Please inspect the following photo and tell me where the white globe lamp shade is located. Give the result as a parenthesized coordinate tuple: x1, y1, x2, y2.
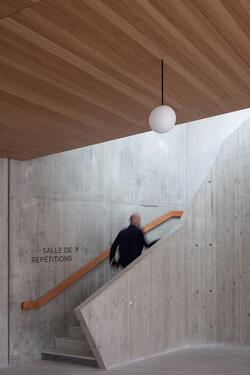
(149, 105, 176, 133)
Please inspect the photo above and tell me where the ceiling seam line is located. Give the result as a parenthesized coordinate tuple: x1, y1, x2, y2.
(0, 0, 44, 22)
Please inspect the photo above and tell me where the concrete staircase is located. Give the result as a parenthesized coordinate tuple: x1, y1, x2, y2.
(41, 325, 97, 367)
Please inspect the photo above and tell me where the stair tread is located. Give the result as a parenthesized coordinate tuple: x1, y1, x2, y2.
(67, 326, 84, 338)
(42, 347, 95, 360)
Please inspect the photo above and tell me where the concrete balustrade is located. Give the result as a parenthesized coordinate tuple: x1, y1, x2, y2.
(75, 118, 250, 369)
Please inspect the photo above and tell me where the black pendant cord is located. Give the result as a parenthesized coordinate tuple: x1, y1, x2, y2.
(161, 59, 164, 106)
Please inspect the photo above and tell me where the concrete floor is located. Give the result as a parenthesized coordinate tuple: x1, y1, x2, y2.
(1, 346, 250, 375)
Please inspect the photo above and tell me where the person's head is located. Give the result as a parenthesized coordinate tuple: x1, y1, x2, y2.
(129, 213, 141, 228)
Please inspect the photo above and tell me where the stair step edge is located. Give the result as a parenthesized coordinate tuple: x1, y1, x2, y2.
(41, 350, 98, 368)
(41, 348, 96, 360)
(56, 337, 87, 343)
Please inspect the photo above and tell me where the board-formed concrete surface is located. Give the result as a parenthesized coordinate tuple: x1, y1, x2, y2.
(0, 346, 250, 375)
(0, 109, 248, 365)
(7, 110, 250, 364)
(0, 159, 8, 367)
(76, 117, 250, 368)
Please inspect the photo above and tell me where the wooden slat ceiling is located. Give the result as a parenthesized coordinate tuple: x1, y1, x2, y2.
(0, 0, 249, 160)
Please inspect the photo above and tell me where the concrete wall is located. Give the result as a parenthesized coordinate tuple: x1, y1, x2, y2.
(76, 117, 250, 369)
(5, 108, 250, 364)
(0, 159, 8, 367)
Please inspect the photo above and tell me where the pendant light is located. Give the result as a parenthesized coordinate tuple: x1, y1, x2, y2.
(149, 60, 176, 133)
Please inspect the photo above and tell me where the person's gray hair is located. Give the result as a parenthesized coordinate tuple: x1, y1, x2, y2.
(129, 213, 139, 224)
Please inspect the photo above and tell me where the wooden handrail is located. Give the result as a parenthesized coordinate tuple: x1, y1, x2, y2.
(21, 210, 183, 310)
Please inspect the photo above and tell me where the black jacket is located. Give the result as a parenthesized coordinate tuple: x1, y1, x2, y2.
(109, 225, 158, 268)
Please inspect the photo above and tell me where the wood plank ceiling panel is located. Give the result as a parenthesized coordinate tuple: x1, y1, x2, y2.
(0, 0, 40, 19)
(0, 0, 249, 159)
